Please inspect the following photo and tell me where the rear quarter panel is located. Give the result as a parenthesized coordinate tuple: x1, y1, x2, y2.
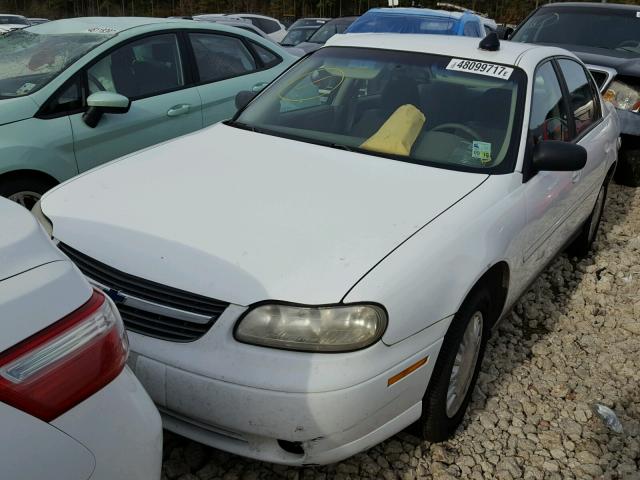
(0, 402, 95, 480)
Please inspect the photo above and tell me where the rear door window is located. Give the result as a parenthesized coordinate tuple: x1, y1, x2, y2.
(250, 41, 281, 68)
(189, 33, 257, 83)
(557, 58, 600, 138)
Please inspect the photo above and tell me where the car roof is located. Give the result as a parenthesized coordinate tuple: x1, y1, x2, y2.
(541, 2, 640, 11)
(26, 16, 191, 34)
(327, 33, 566, 67)
(362, 7, 476, 20)
(290, 25, 323, 30)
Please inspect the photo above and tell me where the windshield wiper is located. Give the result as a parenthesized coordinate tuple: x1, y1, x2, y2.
(328, 143, 355, 152)
(226, 120, 261, 132)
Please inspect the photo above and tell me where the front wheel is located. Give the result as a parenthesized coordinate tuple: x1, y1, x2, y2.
(417, 287, 492, 442)
(0, 177, 56, 210)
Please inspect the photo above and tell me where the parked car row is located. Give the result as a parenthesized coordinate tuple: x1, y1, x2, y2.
(0, 2, 629, 474)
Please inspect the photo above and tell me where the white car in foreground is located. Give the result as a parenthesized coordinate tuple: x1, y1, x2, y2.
(40, 34, 619, 465)
(1, 198, 162, 478)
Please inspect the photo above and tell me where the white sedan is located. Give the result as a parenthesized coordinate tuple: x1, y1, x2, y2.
(1, 198, 162, 479)
(39, 34, 619, 465)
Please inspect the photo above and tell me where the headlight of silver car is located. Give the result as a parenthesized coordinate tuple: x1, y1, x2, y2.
(604, 80, 640, 112)
(235, 303, 387, 352)
(31, 200, 53, 237)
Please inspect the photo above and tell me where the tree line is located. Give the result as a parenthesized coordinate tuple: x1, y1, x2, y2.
(2, 0, 638, 27)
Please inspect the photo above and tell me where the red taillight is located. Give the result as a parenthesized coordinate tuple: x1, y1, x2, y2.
(0, 290, 129, 422)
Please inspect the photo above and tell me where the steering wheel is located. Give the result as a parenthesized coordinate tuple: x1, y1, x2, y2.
(431, 123, 483, 142)
(88, 73, 106, 92)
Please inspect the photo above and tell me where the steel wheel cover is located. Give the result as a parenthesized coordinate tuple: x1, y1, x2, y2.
(8, 191, 42, 211)
(446, 311, 483, 418)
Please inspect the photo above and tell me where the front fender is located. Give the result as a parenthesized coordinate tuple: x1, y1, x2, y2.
(344, 174, 526, 345)
(0, 117, 77, 182)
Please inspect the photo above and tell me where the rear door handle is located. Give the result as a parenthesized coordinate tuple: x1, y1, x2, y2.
(572, 170, 581, 183)
(167, 104, 191, 117)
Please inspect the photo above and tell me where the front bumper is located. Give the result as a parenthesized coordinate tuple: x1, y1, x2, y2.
(127, 307, 449, 465)
(617, 109, 640, 137)
(52, 367, 163, 480)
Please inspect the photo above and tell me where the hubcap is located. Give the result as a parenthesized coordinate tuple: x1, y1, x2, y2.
(8, 191, 41, 210)
(588, 187, 605, 242)
(446, 311, 483, 418)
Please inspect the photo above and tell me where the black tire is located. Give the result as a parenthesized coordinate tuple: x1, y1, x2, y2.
(0, 176, 56, 210)
(567, 180, 608, 259)
(614, 148, 640, 187)
(418, 286, 492, 442)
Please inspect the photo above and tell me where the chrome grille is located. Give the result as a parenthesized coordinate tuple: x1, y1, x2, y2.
(58, 243, 228, 342)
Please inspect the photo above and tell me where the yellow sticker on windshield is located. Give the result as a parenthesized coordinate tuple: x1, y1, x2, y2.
(472, 141, 492, 164)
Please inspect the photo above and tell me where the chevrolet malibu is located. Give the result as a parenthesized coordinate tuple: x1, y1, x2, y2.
(0, 16, 295, 208)
(1, 198, 162, 479)
(40, 34, 619, 465)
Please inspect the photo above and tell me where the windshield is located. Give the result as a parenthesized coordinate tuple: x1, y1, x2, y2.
(281, 27, 316, 46)
(347, 13, 458, 34)
(0, 15, 29, 25)
(290, 19, 326, 29)
(234, 47, 525, 173)
(0, 30, 113, 98)
(512, 7, 640, 55)
(308, 20, 353, 44)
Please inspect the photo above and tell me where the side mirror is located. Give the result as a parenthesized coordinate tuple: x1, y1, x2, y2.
(496, 26, 514, 40)
(235, 90, 256, 110)
(83, 92, 131, 128)
(532, 141, 587, 172)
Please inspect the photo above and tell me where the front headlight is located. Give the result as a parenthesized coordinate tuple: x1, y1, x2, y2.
(235, 303, 387, 352)
(31, 200, 53, 237)
(604, 80, 640, 112)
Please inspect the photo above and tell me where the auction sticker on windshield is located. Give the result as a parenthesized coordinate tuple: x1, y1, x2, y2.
(446, 59, 513, 80)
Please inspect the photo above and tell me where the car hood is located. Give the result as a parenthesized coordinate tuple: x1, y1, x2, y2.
(42, 123, 487, 306)
(0, 96, 39, 126)
(0, 199, 64, 282)
(282, 45, 307, 57)
(537, 43, 640, 77)
(292, 41, 323, 53)
(0, 24, 26, 32)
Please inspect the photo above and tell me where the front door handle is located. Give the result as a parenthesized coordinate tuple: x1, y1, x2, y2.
(251, 82, 268, 93)
(167, 104, 191, 117)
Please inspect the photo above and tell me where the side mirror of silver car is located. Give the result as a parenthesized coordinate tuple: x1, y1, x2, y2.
(532, 140, 587, 172)
(83, 92, 131, 128)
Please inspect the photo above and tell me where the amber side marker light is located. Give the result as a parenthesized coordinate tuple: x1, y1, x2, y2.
(387, 357, 429, 386)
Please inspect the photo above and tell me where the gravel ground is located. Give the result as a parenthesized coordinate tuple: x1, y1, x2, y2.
(162, 183, 640, 480)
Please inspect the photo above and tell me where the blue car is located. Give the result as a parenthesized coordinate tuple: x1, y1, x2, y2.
(346, 8, 485, 37)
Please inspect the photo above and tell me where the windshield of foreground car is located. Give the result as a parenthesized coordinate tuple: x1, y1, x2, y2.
(0, 30, 114, 98)
(0, 15, 29, 25)
(512, 7, 640, 56)
(233, 47, 525, 173)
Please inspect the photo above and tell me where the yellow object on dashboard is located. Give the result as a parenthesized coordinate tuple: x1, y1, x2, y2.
(360, 104, 426, 156)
